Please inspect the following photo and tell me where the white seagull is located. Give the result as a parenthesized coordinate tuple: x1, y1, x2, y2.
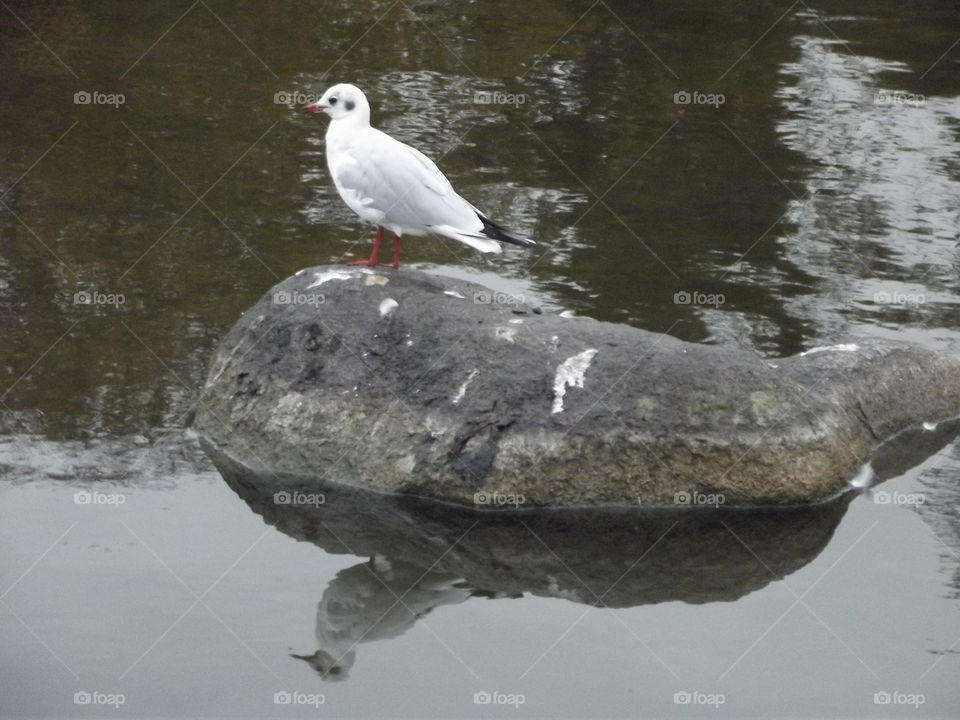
(305, 83, 537, 268)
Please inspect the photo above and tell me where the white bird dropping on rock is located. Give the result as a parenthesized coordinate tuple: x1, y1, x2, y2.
(451, 369, 479, 405)
(379, 298, 399, 317)
(552, 349, 598, 414)
(848, 463, 874, 489)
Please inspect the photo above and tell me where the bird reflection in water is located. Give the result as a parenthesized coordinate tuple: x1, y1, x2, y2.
(291, 555, 513, 680)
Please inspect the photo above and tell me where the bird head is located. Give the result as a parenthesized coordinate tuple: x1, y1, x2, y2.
(304, 84, 370, 124)
(290, 649, 354, 681)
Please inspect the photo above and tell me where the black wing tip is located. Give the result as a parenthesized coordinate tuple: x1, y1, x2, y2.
(477, 213, 538, 248)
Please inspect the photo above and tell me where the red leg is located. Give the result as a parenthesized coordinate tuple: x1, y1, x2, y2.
(391, 235, 401, 269)
(348, 226, 383, 266)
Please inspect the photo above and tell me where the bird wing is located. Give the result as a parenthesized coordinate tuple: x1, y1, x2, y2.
(335, 128, 486, 237)
(327, 147, 386, 224)
(397, 142, 456, 196)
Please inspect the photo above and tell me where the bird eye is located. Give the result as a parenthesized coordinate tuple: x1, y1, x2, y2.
(345, 100, 355, 111)
(329, 97, 339, 105)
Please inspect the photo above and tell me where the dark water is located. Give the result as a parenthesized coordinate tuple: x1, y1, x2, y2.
(2, 1, 959, 717)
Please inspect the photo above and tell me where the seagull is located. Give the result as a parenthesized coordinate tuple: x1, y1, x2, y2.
(304, 83, 537, 268)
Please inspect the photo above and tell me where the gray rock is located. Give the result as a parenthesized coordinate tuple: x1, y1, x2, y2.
(195, 266, 960, 506)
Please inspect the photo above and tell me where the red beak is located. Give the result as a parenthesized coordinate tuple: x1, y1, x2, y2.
(303, 102, 326, 114)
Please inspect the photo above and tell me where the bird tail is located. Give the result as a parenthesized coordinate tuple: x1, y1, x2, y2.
(477, 213, 537, 248)
(431, 225, 503, 254)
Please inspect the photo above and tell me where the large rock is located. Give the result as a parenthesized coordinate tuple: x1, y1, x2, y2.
(195, 266, 960, 506)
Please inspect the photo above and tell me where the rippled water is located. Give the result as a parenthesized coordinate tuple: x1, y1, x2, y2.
(2, 1, 959, 717)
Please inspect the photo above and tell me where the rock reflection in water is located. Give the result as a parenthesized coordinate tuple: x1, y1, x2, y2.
(200, 417, 960, 679)
(206, 443, 861, 678)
